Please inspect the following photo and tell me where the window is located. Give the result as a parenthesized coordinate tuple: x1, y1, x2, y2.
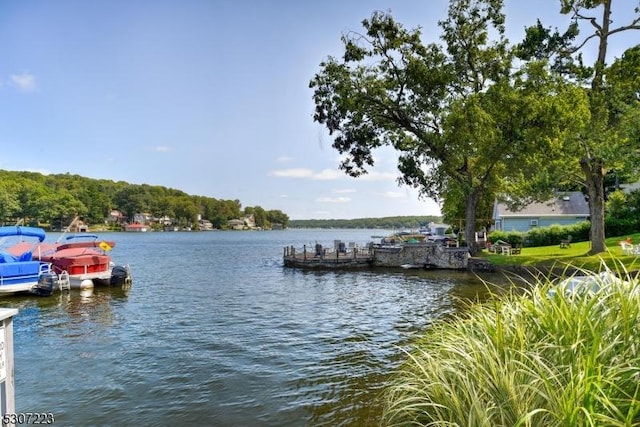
(530, 219, 538, 227)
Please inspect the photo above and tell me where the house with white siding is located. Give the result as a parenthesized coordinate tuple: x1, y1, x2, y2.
(493, 191, 590, 232)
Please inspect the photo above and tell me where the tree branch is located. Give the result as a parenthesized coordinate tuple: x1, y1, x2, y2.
(608, 22, 640, 36)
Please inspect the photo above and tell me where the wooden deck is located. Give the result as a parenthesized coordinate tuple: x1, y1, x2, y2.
(283, 245, 373, 268)
(283, 241, 470, 270)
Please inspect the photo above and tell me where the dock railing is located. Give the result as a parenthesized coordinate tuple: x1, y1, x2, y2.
(283, 242, 373, 262)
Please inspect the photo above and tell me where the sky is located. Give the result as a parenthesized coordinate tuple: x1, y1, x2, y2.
(0, 1, 638, 220)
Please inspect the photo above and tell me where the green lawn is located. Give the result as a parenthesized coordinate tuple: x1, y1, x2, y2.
(477, 233, 640, 272)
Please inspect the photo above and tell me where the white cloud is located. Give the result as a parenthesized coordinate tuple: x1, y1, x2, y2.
(313, 169, 342, 180)
(333, 188, 356, 194)
(269, 167, 396, 182)
(269, 168, 314, 178)
(154, 146, 171, 152)
(315, 196, 351, 203)
(269, 168, 343, 180)
(10, 72, 36, 92)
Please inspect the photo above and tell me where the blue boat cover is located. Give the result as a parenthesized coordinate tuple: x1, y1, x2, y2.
(0, 251, 32, 263)
(0, 226, 46, 242)
(65, 234, 98, 241)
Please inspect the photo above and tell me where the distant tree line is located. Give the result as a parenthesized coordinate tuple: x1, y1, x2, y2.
(0, 170, 289, 230)
(288, 215, 441, 230)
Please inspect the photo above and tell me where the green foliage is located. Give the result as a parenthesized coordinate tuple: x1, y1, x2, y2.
(310, 1, 596, 255)
(384, 267, 640, 425)
(605, 217, 639, 238)
(486, 230, 524, 247)
(489, 221, 590, 247)
(0, 169, 289, 229)
(515, 1, 640, 254)
(604, 190, 640, 237)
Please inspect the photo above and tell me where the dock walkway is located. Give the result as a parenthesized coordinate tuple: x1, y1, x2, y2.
(283, 241, 469, 270)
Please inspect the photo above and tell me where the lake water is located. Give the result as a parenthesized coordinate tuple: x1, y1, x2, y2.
(0, 229, 510, 426)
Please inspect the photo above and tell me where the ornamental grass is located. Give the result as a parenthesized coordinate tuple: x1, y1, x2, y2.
(383, 265, 640, 426)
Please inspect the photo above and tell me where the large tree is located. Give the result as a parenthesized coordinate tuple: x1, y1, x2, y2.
(310, 0, 587, 254)
(517, 0, 640, 253)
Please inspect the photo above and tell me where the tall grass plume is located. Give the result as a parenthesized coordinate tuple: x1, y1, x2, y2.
(383, 264, 640, 426)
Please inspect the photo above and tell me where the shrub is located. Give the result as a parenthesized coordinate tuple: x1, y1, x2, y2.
(383, 266, 640, 426)
(605, 217, 640, 239)
(487, 230, 524, 247)
(489, 222, 590, 248)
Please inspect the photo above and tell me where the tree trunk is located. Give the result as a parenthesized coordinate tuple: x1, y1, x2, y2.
(581, 1, 609, 255)
(581, 157, 606, 254)
(464, 190, 480, 256)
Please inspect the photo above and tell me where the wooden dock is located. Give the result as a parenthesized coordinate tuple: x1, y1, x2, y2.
(283, 244, 374, 268)
(283, 241, 469, 270)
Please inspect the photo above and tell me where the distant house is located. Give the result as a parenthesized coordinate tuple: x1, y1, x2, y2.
(425, 222, 450, 237)
(227, 219, 245, 230)
(227, 214, 259, 230)
(242, 214, 256, 229)
(133, 213, 152, 224)
(124, 223, 150, 232)
(106, 210, 125, 225)
(619, 181, 640, 193)
(157, 215, 173, 226)
(493, 191, 590, 232)
(70, 219, 88, 233)
(198, 219, 214, 231)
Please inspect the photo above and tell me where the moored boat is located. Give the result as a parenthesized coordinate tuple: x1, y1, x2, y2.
(0, 225, 69, 296)
(9, 233, 132, 289)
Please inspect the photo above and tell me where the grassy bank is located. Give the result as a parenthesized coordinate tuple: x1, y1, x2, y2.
(383, 270, 640, 426)
(477, 234, 640, 272)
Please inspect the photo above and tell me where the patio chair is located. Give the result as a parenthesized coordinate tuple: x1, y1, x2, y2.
(621, 241, 634, 255)
(560, 235, 572, 249)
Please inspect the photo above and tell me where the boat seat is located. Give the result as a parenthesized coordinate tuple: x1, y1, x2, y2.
(0, 261, 41, 277)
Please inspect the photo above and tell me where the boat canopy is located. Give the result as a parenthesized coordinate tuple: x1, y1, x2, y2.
(0, 226, 46, 242)
(65, 234, 98, 241)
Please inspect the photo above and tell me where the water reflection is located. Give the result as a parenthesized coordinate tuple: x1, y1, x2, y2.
(0, 231, 529, 426)
(298, 269, 521, 426)
(5, 286, 131, 340)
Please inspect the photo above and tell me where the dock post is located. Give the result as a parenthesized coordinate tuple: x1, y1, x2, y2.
(0, 308, 18, 423)
(303, 245, 307, 260)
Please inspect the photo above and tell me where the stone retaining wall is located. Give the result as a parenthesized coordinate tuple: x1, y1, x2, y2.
(373, 243, 468, 269)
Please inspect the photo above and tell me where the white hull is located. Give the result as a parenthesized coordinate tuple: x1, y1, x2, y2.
(67, 272, 112, 289)
(0, 282, 39, 295)
(65, 265, 132, 289)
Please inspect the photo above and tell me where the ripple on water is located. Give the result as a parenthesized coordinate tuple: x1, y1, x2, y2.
(1, 230, 505, 426)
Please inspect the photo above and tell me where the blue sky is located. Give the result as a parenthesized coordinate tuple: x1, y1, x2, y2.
(0, 1, 638, 220)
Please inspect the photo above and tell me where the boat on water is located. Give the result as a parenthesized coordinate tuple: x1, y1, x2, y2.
(9, 232, 132, 290)
(0, 225, 69, 296)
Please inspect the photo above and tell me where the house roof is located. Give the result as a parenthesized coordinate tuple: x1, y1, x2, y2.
(495, 191, 590, 217)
